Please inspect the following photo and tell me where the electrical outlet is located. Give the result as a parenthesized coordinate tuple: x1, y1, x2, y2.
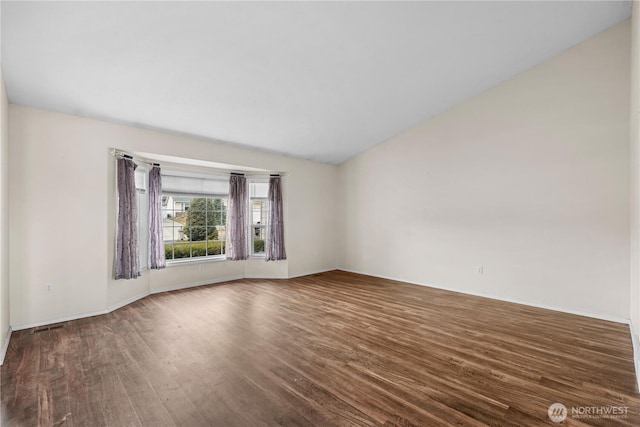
(45, 283, 53, 293)
(477, 266, 484, 275)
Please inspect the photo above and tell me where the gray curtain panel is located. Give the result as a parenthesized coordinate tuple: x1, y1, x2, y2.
(226, 174, 249, 260)
(115, 158, 141, 280)
(149, 166, 166, 269)
(266, 176, 287, 261)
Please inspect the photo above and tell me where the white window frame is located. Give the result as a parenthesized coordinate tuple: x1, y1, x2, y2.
(153, 172, 275, 264)
(160, 169, 231, 264)
(249, 180, 269, 257)
(250, 198, 268, 257)
(162, 192, 228, 264)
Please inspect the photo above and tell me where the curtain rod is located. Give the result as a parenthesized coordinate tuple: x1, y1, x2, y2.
(110, 149, 289, 177)
(111, 149, 156, 166)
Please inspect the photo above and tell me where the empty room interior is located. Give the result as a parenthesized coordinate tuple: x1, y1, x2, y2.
(2, 1, 640, 426)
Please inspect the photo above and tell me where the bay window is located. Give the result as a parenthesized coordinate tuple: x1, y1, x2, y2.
(158, 172, 274, 263)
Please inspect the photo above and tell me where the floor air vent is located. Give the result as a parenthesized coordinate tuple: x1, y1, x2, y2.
(30, 324, 65, 334)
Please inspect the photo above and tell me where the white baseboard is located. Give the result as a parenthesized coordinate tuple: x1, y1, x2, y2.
(0, 326, 12, 365)
(108, 276, 245, 311)
(287, 267, 337, 279)
(12, 308, 110, 332)
(338, 268, 629, 324)
(628, 320, 640, 393)
(244, 273, 288, 279)
(11, 276, 245, 332)
(108, 291, 150, 312)
(151, 275, 244, 294)
(6, 264, 340, 336)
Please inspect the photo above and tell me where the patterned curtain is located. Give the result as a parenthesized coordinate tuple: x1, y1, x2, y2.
(226, 174, 248, 260)
(114, 158, 141, 279)
(149, 165, 166, 269)
(266, 175, 286, 261)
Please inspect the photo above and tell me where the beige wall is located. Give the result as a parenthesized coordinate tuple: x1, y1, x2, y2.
(338, 21, 631, 320)
(630, 3, 640, 340)
(0, 70, 9, 348)
(9, 106, 338, 327)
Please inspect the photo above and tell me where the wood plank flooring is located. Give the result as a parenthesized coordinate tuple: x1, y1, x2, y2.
(1, 270, 639, 426)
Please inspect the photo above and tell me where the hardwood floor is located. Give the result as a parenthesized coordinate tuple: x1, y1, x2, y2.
(1, 270, 639, 426)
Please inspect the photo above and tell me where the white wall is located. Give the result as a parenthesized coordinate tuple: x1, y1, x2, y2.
(9, 106, 337, 327)
(338, 21, 631, 321)
(630, 2, 640, 340)
(0, 69, 10, 350)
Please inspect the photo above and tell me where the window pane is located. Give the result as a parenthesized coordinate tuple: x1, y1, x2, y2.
(189, 198, 207, 212)
(162, 193, 228, 261)
(210, 211, 220, 226)
(253, 238, 265, 254)
(217, 226, 226, 242)
(207, 240, 224, 256)
(206, 226, 219, 241)
(191, 242, 206, 257)
(253, 225, 266, 240)
(213, 199, 226, 225)
(253, 226, 266, 254)
(164, 244, 174, 260)
(252, 200, 267, 225)
(187, 226, 207, 242)
(173, 242, 190, 259)
(250, 197, 267, 256)
(163, 218, 181, 242)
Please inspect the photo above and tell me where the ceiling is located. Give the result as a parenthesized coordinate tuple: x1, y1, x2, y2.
(0, 1, 632, 165)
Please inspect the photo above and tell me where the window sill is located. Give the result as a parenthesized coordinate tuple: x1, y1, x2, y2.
(164, 254, 266, 267)
(166, 256, 227, 267)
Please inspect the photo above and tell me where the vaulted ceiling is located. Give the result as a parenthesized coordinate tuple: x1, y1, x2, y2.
(1, 1, 632, 164)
